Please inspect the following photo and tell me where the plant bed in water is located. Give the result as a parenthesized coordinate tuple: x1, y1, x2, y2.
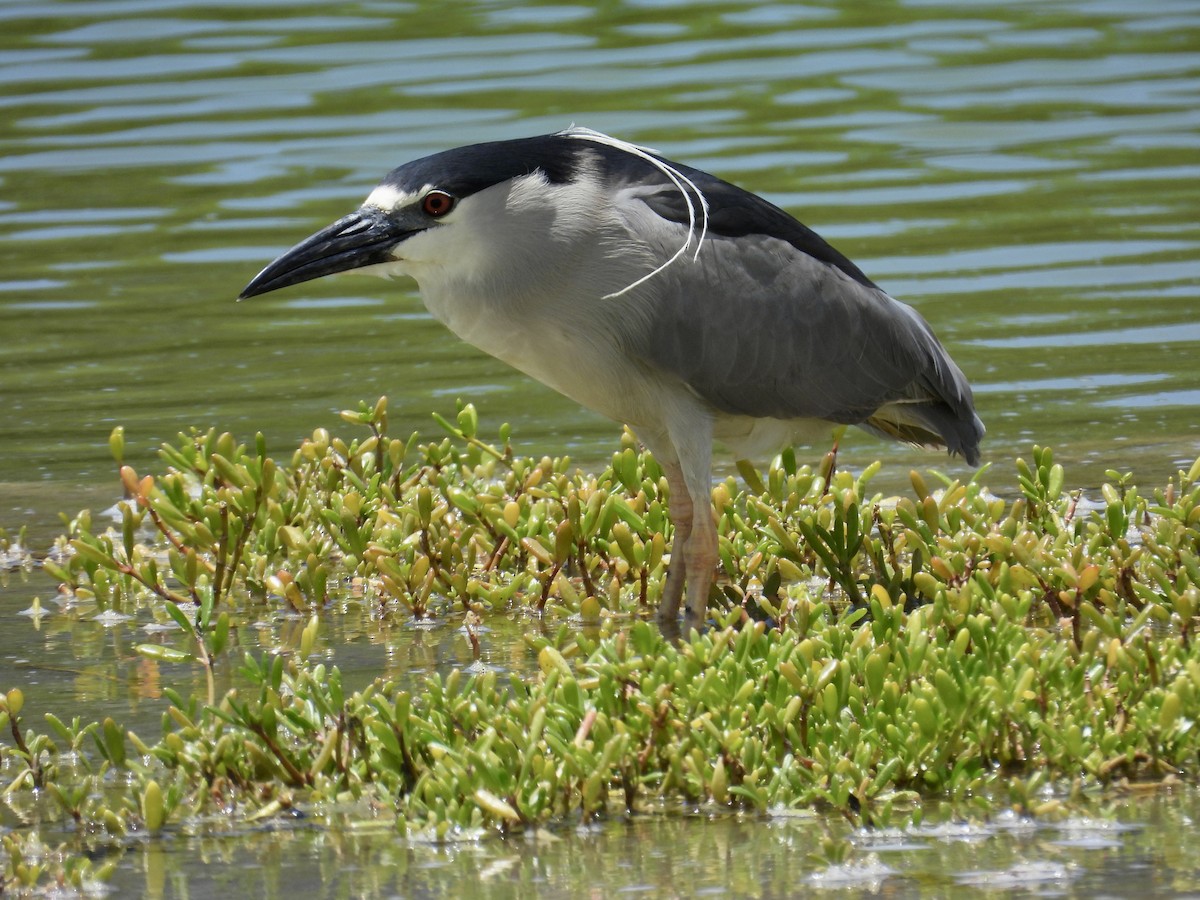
(2, 399, 1198, 892)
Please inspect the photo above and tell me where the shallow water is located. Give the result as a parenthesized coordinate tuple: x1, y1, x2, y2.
(85, 792, 1200, 898)
(2, 0, 1200, 895)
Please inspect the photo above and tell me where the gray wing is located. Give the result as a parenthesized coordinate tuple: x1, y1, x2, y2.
(623, 185, 984, 464)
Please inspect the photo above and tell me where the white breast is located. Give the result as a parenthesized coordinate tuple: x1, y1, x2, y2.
(387, 174, 679, 429)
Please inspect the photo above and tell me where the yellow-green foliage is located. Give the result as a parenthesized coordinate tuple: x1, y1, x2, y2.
(3, 399, 1200, 889)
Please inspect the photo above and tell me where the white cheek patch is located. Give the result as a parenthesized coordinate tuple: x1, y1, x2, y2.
(364, 183, 420, 212)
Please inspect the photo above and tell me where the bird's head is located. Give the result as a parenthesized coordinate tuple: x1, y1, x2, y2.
(238, 130, 639, 301)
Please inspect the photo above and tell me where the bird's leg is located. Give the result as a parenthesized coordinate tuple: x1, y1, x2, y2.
(649, 415, 716, 631)
(657, 461, 693, 623)
(682, 500, 717, 629)
(671, 433, 716, 631)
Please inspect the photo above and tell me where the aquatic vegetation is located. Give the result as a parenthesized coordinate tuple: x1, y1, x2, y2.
(3, 399, 1200, 890)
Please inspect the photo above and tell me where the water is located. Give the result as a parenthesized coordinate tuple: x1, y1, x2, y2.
(3, 0, 1199, 536)
(88, 796, 1200, 898)
(2, 0, 1199, 895)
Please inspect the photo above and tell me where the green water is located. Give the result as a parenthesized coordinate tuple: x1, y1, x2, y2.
(2, 0, 1200, 895)
(89, 793, 1200, 897)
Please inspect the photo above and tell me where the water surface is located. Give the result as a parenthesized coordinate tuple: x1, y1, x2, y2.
(2, 0, 1199, 895)
(2, 0, 1198, 538)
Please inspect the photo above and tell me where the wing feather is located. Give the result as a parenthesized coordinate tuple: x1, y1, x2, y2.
(584, 140, 984, 464)
(622, 211, 983, 464)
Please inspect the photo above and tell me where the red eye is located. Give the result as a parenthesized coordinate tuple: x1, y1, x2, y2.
(421, 190, 455, 217)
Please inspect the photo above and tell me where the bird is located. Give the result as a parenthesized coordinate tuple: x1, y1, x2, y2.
(240, 126, 984, 629)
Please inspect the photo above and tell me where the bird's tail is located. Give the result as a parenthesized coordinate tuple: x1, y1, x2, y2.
(865, 401, 984, 466)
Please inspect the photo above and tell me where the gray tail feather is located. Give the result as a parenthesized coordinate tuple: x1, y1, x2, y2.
(864, 402, 984, 466)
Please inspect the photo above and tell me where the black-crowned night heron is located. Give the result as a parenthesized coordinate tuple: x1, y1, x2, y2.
(241, 127, 983, 628)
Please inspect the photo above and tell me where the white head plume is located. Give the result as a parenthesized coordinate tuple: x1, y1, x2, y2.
(559, 126, 710, 298)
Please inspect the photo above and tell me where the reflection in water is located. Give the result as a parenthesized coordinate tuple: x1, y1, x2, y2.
(85, 790, 1200, 898)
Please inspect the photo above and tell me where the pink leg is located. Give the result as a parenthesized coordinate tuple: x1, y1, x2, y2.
(657, 460, 693, 623)
(655, 445, 716, 629)
(643, 412, 717, 630)
(683, 501, 717, 627)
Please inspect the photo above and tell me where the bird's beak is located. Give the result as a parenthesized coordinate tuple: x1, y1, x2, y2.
(239, 206, 416, 299)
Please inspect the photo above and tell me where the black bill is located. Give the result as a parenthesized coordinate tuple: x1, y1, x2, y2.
(239, 207, 416, 299)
